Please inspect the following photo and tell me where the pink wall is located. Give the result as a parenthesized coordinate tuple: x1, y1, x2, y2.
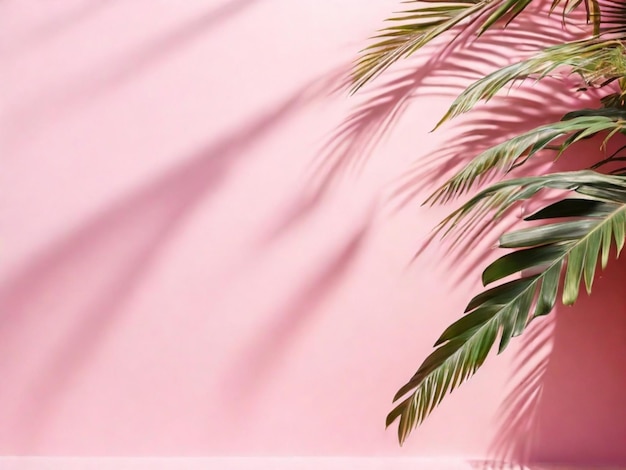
(1, 0, 626, 466)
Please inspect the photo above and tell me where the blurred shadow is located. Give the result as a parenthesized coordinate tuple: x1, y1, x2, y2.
(266, 4, 588, 241)
(227, 217, 371, 404)
(522, 255, 626, 467)
(471, 131, 626, 468)
(315, 3, 587, 188)
(6, 0, 262, 140)
(0, 79, 330, 449)
(394, 78, 605, 289)
(391, 80, 601, 211)
(482, 320, 556, 469)
(327, 1, 626, 465)
(13, 0, 119, 51)
(482, 255, 626, 469)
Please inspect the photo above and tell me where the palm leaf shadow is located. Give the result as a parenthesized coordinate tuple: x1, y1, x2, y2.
(225, 218, 371, 410)
(11, 0, 120, 52)
(266, 4, 589, 241)
(392, 76, 611, 288)
(348, 0, 626, 459)
(0, 74, 338, 449)
(478, 252, 626, 468)
(6, 0, 263, 144)
(314, 1, 588, 184)
(482, 321, 555, 468)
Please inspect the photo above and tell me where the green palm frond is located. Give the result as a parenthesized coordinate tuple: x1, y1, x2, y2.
(427, 109, 626, 205)
(352, 0, 599, 93)
(436, 39, 626, 126)
(352, 0, 492, 93)
(437, 169, 626, 235)
(433, 0, 626, 124)
(357, 0, 626, 447)
(388, 171, 626, 444)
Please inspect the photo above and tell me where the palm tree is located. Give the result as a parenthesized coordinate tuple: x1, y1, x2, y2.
(353, 0, 626, 444)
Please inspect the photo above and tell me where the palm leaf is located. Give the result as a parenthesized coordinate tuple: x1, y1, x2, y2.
(437, 169, 626, 236)
(351, 0, 586, 93)
(434, 0, 626, 123)
(436, 39, 626, 126)
(351, 0, 616, 93)
(352, 0, 492, 93)
(388, 173, 626, 444)
(427, 109, 626, 206)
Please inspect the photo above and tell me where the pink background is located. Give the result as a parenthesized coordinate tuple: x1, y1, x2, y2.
(1, 0, 626, 466)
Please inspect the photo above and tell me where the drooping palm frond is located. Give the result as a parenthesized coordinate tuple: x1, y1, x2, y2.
(436, 169, 626, 235)
(356, 0, 626, 448)
(352, 0, 493, 93)
(427, 108, 626, 205)
(352, 0, 601, 93)
(436, 39, 626, 126)
(433, 0, 626, 123)
(387, 171, 626, 444)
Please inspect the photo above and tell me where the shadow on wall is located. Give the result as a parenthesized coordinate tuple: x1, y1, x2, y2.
(414, 86, 626, 468)
(522, 256, 626, 467)
(315, 0, 626, 465)
(12, 0, 120, 50)
(0, 73, 342, 450)
(14, 0, 259, 52)
(6, 0, 263, 144)
(391, 78, 601, 210)
(2, 0, 625, 460)
(227, 217, 371, 407)
(482, 141, 626, 468)
(310, 4, 588, 198)
(479, 254, 626, 469)
(270, 1, 590, 240)
(397, 77, 610, 289)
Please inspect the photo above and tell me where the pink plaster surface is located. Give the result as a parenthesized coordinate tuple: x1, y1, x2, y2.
(1, 0, 625, 466)
(0, 457, 619, 470)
